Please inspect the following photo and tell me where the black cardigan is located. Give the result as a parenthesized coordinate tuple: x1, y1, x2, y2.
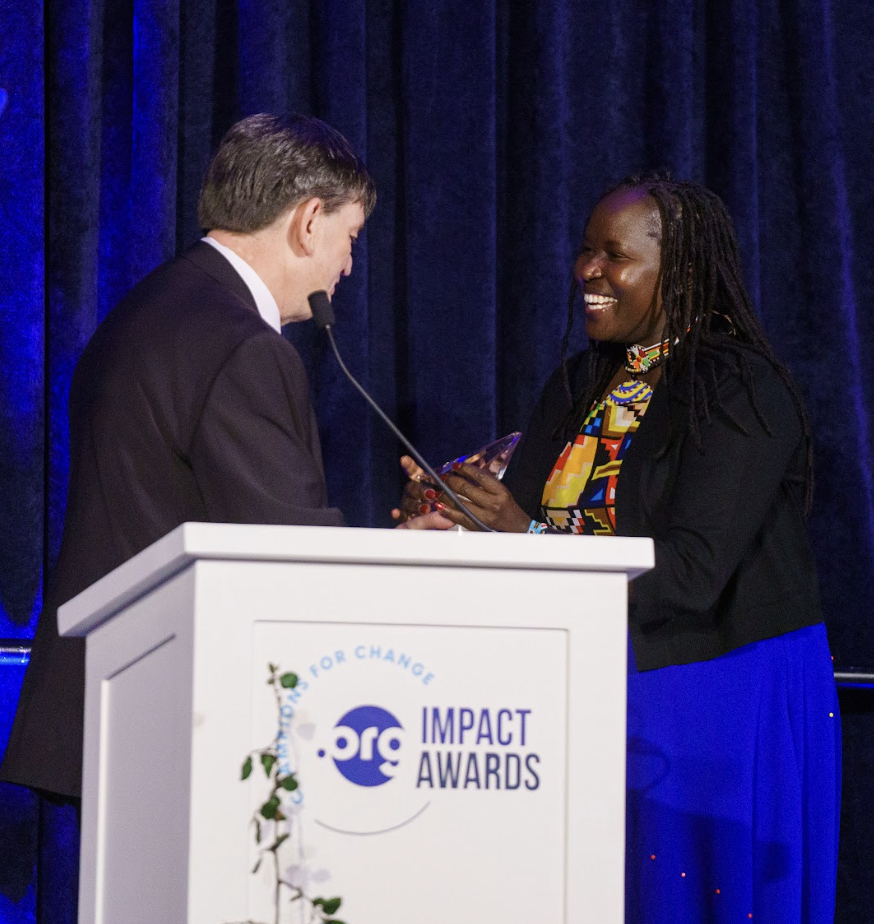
(503, 346, 823, 671)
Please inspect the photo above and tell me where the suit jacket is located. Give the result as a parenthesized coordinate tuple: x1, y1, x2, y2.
(1, 242, 344, 797)
(503, 343, 822, 671)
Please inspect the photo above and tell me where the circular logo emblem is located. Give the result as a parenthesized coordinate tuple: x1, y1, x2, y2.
(318, 705, 404, 787)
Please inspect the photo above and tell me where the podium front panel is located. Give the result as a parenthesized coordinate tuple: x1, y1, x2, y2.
(248, 621, 567, 922)
(186, 560, 627, 924)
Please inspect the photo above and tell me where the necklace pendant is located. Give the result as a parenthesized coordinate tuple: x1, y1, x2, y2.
(625, 340, 667, 375)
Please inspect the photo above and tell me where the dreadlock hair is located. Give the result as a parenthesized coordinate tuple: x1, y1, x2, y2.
(557, 172, 814, 514)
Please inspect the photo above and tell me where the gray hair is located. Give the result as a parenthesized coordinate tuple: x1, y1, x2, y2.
(198, 113, 376, 233)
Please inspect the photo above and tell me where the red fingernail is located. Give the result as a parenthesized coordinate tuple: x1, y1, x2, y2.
(424, 489, 437, 500)
(434, 502, 446, 511)
(418, 504, 430, 515)
(452, 462, 462, 471)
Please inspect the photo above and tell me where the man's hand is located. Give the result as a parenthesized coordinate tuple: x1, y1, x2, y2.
(391, 455, 435, 523)
(395, 510, 456, 530)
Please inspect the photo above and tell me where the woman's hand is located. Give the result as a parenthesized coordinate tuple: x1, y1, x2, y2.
(391, 457, 530, 532)
(433, 463, 531, 532)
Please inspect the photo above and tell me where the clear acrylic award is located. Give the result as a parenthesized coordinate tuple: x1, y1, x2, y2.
(420, 431, 522, 513)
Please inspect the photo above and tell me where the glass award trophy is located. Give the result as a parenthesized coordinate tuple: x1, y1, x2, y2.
(438, 431, 522, 479)
(421, 431, 522, 513)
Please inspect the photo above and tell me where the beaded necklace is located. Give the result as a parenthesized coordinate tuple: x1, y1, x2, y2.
(624, 339, 669, 375)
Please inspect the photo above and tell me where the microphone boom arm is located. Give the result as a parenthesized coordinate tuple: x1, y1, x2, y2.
(321, 325, 497, 533)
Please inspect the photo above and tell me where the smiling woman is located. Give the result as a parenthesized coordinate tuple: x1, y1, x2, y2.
(574, 188, 665, 348)
(396, 174, 841, 924)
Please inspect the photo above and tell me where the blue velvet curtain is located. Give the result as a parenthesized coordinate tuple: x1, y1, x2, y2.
(1, 0, 873, 921)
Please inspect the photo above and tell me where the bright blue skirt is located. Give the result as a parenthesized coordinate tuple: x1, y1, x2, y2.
(625, 624, 841, 924)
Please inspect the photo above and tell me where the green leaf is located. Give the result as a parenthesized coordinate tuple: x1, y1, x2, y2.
(261, 753, 277, 776)
(268, 662, 278, 673)
(279, 774, 298, 791)
(269, 833, 290, 852)
(260, 795, 281, 819)
(279, 672, 299, 689)
(312, 899, 325, 908)
(320, 898, 342, 915)
(324, 919, 346, 924)
(241, 756, 253, 780)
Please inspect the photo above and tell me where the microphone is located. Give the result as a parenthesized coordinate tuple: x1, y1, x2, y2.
(308, 290, 496, 532)
(309, 291, 335, 329)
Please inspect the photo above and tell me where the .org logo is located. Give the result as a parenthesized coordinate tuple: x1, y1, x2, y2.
(318, 705, 404, 787)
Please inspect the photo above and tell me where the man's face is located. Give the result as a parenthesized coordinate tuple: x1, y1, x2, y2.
(315, 200, 366, 298)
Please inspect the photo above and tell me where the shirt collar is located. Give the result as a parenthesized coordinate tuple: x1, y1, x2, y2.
(202, 236, 282, 333)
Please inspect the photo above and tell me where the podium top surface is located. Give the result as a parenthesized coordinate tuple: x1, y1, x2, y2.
(58, 522, 654, 637)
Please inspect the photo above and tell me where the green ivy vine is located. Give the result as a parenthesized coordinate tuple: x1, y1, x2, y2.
(226, 663, 347, 924)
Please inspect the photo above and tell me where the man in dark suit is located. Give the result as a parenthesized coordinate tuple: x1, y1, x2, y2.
(1, 113, 375, 800)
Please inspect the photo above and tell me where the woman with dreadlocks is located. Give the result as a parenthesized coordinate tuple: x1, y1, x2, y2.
(395, 175, 840, 922)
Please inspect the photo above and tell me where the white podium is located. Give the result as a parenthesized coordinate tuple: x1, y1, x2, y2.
(59, 523, 653, 924)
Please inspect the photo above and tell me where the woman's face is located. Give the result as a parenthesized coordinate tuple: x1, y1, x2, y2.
(574, 188, 666, 346)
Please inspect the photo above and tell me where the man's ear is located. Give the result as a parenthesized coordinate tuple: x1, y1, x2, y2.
(287, 197, 322, 257)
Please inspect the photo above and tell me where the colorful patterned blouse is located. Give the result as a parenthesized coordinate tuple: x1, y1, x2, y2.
(531, 379, 653, 535)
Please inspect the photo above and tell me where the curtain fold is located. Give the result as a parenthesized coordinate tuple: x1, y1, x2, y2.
(0, 0, 45, 634)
